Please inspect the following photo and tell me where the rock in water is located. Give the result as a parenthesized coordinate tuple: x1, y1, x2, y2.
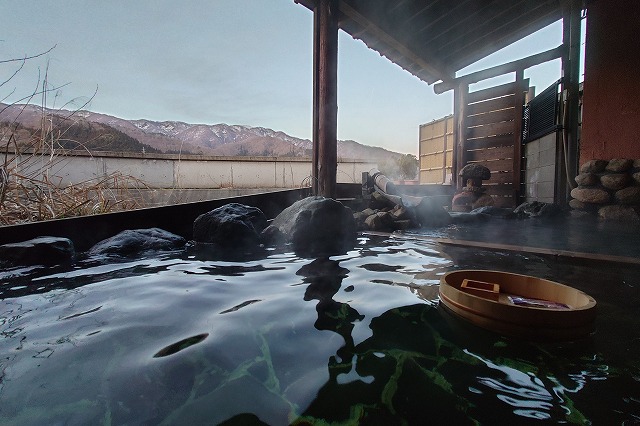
(513, 201, 562, 218)
(193, 203, 267, 249)
(598, 205, 640, 222)
(89, 228, 186, 257)
(413, 197, 452, 227)
(262, 196, 356, 256)
(0, 236, 75, 267)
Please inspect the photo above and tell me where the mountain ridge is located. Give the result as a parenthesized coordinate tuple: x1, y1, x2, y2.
(1, 103, 403, 160)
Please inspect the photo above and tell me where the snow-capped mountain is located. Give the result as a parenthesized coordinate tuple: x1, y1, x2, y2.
(1, 103, 402, 160)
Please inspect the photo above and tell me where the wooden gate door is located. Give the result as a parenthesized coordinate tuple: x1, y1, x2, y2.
(456, 78, 529, 207)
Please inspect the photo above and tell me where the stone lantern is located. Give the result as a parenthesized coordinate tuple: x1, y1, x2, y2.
(451, 163, 495, 212)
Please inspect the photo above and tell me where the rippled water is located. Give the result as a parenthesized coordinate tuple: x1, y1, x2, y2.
(1, 233, 639, 425)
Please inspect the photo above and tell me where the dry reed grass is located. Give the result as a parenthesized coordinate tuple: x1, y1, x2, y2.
(1, 53, 150, 226)
(0, 125, 150, 226)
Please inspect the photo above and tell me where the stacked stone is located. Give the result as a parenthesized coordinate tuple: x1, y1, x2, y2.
(570, 159, 640, 221)
(353, 192, 418, 232)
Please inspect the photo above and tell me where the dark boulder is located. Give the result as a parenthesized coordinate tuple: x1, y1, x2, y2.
(88, 228, 186, 257)
(193, 203, 267, 249)
(0, 236, 75, 267)
(413, 197, 452, 227)
(262, 196, 356, 256)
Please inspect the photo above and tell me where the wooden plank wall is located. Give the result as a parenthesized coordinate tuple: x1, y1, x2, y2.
(463, 79, 528, 207)
(419, 115, 454, 184)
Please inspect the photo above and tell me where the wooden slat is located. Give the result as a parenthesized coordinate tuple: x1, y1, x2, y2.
(467, 81, 518, 104)
(491, 196, 515, 208)
(512, 75, 527, 200)
(466, 120, 515, 139)
(486, 171, 514, 185)
(464, 134, 515, 150)
(420, 169, 445, 184)
(466, 108, 515, 127)
(469, 158, 514, 172)
(466, 146, 514, 162)
(484, 185, 515, 196)
(434, 45, 563, 93)
(466, 95, 515, 116)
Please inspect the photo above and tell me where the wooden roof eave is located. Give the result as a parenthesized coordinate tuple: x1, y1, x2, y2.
(294, 0, 455, 85)
(337, 1, 455, 85)
(294, 0, 563, 86)
(443, 7, 563, 72)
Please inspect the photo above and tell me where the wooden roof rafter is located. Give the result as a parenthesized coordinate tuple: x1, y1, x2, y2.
(294, 0, 564, 84)
(337, 1, 456, 84)
(437, 1, 562, 70)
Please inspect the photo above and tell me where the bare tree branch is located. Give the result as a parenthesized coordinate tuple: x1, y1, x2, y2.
(0, 45, 56, 64)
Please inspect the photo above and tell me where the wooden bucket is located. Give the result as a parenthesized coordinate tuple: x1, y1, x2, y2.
(439, 270, 597, 340)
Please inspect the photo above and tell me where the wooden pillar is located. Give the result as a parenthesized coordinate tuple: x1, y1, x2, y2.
(452, 82, 468, 190)
(513, 69, 525, 204)
(312, 0, 339, 198)
(560, 0, 581, 203)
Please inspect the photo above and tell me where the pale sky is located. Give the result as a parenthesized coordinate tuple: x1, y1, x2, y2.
(1, 1, 567, 155)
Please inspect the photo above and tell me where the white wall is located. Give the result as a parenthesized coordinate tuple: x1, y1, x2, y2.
(7, 152, 376, 189)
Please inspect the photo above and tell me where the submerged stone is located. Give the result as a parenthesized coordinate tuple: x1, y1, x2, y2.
(0, 236, 75, 267)
(615, 186, 640, 205)
(88, 228, 185, 257)
(598, 205, 640, 222)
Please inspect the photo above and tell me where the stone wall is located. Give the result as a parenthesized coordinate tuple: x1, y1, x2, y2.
(570, 159, 640, 221)
(524, 133, 556, 203)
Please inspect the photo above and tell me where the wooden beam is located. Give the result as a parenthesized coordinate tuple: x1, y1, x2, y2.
(436, 238, 640, 266)
(312, 0, 320, 195)
(559, 0, 581, 205)
(434, 45, 563, 94)
(512, 73, 527, 204)
(313, 0, 339, 198)
(453, 83, 468, 189)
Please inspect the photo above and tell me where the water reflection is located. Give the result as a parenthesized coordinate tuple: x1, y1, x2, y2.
(297, 258, 364, 367)
(1, 233, 639, 424)
(294, 298, 628, 424)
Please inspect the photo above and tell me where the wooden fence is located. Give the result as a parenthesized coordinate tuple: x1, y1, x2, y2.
(418, 115, 454, 184)
(460, 79, 529, 207)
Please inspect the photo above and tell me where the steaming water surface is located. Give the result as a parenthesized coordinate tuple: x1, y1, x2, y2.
(1, 231, 639, 424)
